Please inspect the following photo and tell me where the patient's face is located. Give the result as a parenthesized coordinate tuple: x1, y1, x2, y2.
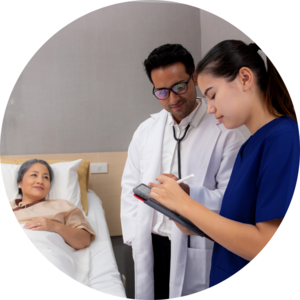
(19, 163, 51, 202)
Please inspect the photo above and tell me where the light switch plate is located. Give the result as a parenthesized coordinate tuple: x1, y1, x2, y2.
(90, 163, 108, 174)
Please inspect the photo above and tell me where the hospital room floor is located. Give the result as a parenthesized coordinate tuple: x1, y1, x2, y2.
(111, 236, 135, 299)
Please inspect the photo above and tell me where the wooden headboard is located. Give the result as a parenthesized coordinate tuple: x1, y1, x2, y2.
(2, 152, 127, 236)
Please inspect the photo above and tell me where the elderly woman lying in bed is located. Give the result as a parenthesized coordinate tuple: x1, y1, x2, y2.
(11, 159, 95, 249)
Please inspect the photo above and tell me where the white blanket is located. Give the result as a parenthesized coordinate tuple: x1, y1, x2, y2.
(18, 191, 126, 298)
(22, 224, 90, 285)
(87, 190, 127, 297)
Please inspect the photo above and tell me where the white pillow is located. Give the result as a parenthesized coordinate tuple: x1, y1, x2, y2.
(1, 163, 21, 201)
(1, 159, 83, 211)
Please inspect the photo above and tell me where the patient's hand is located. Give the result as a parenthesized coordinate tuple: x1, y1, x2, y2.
(24, 217, 57, 232)
(24, 217, 90, 249)
(148, 173, 190, 195)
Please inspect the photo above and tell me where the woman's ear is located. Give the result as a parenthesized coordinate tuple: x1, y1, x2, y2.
(193, 70, 198, 86)
(18, 182, 22, 195)
(238, 67, 253, 91)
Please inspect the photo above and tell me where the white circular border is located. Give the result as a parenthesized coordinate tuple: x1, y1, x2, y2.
(1, 1, 299, 299)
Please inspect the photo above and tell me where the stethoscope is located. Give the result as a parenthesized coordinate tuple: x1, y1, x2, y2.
(172, 99, 201, 180)
(172, 124, 190, 180)
(172, 100, 201, 247)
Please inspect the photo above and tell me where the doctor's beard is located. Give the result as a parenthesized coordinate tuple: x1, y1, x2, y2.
(168, 98, 197, 122)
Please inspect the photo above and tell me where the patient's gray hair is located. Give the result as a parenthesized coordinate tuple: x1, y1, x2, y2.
(17, 159, 54, 195)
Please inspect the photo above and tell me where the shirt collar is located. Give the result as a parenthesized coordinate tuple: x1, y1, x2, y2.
(13, 198, 46, 211)
(167, 97, 204, 128)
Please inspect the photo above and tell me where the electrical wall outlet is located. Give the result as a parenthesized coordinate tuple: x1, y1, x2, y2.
(90, 163, 108, 174)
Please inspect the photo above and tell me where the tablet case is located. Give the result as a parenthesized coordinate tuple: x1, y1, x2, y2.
(133, 183, 208, 238)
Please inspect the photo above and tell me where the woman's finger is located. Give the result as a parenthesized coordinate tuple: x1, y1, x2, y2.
(155, 174, 172, 184)
(148, 182, 159, 188)
(24, 219, 43, 228)
(161, 174, 178, 180)
(149, 188, 160, 198)
(27, 218, 39, 225)
(24, 221, 34, 228)
(31, 226, 43, 231)
(24, 223, 39, 229)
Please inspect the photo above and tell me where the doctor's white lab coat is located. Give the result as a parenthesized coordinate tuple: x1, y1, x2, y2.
(121, 101, 245, 299)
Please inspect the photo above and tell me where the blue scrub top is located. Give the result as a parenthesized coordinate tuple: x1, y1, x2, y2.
(209, 116, 299, 287)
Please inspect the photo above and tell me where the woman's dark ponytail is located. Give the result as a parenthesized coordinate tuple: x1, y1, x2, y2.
(265, 58, 296, 121)
(196, 40, 296, 122)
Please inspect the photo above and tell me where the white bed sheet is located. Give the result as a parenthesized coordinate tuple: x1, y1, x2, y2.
(86, 189, 126, 298)
(22, 224, 91, 285)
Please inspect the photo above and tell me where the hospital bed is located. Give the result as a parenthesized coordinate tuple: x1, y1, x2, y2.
(1, 156, 127, 298)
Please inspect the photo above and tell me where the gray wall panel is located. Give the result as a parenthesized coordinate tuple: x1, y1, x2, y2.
(1, 2, 253, 156)
(199, 9, 252, 139)
(200, 9, 253, 56)
(1, 1, 202, 155)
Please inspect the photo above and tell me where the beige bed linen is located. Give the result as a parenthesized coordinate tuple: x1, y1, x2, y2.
(11, 199, 95, 241)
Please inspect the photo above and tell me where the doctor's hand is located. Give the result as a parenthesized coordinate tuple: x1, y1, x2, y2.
(149, 174, 191, 214)
(148, 173, 190, 195)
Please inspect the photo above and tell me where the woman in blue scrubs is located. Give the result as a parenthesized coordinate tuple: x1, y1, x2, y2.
(149, 40, 299, 287)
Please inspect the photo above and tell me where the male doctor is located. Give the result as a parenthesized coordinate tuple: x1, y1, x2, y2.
(121, 44, 245, 300)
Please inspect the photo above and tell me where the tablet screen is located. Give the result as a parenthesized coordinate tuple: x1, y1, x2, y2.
(136, 184, 151, 196)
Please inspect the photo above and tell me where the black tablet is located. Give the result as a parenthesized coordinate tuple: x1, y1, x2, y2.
(133, 183, 209, 238)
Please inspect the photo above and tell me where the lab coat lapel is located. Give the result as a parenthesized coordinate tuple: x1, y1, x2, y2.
(170, 224, 188, 297)
(141, 109, 167, 184)
(170, 103, 221, 298)
(183, 102, 221, 185)
(135, 110, 167, 300)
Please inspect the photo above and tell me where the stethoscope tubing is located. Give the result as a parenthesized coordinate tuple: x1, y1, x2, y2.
(173, 123, 191, 247)
(173, 123, 191, 179)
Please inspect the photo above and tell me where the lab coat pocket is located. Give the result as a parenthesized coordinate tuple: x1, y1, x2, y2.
(182, 248, 213, 296)
(190, 235, 214, 250)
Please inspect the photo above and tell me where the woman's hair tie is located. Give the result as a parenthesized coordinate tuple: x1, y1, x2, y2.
(249, 43, 268, 72)
(249, 43, 260, 52)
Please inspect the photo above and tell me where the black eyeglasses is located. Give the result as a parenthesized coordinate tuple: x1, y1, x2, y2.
(152, 74, 193, 100)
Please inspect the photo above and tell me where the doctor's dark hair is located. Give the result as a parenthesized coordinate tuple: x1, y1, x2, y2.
(17, 159, 54, 196)
(196, 40, 296, 121)
(143, 44, 195, 84)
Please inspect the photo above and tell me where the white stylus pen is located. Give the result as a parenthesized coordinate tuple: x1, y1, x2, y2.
(176, 174, 194, 184)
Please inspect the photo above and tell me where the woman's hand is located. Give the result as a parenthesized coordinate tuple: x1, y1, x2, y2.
(24, 217, 58, 232)
(24, 217, 91, 250)
(148, 173, 190, 195)
(149, 174, 191, 214)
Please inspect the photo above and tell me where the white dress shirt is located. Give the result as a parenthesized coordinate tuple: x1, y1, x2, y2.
(151, 98, 204, 240)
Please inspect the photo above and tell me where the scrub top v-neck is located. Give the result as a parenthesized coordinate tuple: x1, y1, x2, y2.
(209, 116, 299, 287)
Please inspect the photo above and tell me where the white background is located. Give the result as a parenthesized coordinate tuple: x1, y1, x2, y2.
(1, 0, 299, 299)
